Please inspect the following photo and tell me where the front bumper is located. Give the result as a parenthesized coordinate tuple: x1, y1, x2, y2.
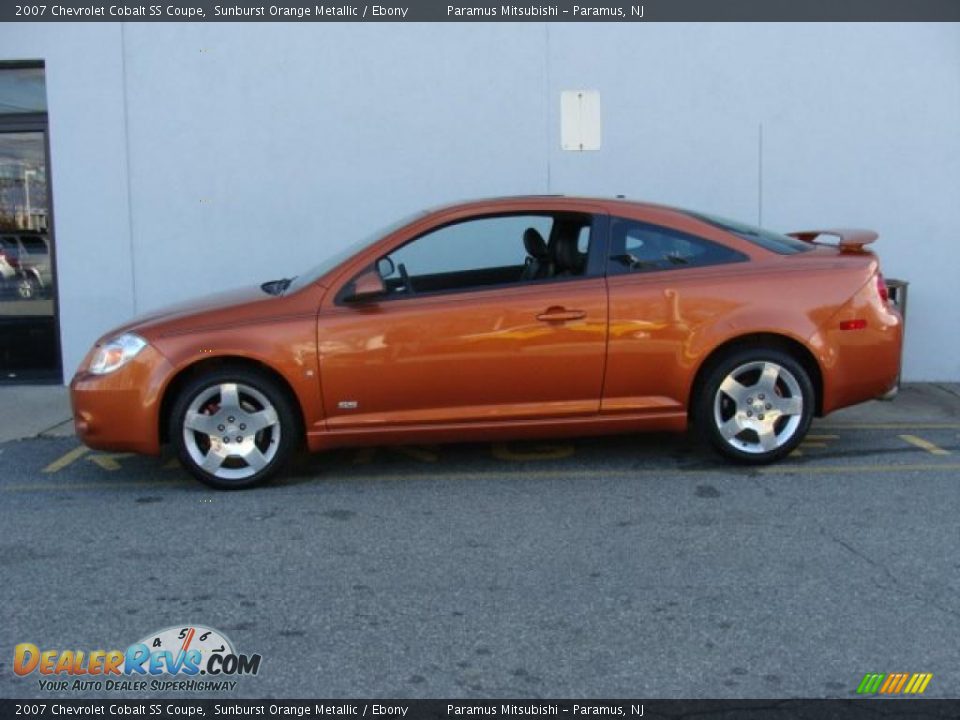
(70, 345, 173, 455)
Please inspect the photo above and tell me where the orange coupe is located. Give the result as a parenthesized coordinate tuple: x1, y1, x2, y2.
(70, 197, 902, 489)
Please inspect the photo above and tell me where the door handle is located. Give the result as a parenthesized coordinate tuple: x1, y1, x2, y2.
(536, 307, 586, 322)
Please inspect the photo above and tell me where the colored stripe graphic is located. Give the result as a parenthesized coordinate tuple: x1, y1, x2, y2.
(907, 673, 933, 694)
(879, 674, 898, 693)
(857, 673, 885, 694)
(857, 673, 932, 695)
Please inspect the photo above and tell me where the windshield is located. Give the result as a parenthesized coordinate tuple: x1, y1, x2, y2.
(686, 211, 812, 255)
(285, 211, 425, 293)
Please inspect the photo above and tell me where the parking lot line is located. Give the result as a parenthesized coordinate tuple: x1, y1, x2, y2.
(42, 445, 90, 473)
(6, 461, 960, 493)
(899, 434, 951, 456)
(87, 452, 134, 470)
(3, 479, 183, 492)
(818, 422, 960, 430)
(758, 462, 960, 474)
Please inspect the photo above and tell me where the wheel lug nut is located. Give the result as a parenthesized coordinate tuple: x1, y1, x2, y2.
(227, 416, 235, 423)
(218, 424, 225, 431)
(765, 403, 772, 410)
(746, 410, 753, 417)
(758, 394, 765, 400)
(236, 436, 243, 443)
(239, 424, 246, 430)
(222, 436, 230, 443)
(758, 414, 765, 421)
(746, 397, 753, 404)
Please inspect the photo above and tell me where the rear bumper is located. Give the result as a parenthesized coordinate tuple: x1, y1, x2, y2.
(818, 299, 903, 415)
(878, 383, 899, 401)
(69, 346, 172, 455)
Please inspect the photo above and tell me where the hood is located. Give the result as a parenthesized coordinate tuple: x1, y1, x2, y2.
(101, 285, 291, 342)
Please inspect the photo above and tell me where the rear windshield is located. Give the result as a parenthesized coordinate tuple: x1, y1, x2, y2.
(20, 236, 47, 253)
(686, 211, 812, 255)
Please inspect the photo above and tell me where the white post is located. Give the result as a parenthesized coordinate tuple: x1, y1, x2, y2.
(23, 169, 36, 230)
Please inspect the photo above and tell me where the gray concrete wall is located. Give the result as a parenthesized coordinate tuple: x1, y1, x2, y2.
(2, 22, 958, 380)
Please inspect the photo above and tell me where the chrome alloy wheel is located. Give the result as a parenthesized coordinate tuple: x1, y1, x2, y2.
(182, 382, 281, 481)
(712, 360, 803, 455)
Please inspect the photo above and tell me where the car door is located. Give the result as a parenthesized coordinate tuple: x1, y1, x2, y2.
(602, 215, 750, 412)
(19, 234, 51, 286)
(317, 211, 609, 429)
(0, 236, 18, 280)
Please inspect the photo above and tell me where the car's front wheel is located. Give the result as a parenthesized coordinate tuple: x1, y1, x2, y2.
(170, 368, 300, 489)
(696, 348, 814, 464)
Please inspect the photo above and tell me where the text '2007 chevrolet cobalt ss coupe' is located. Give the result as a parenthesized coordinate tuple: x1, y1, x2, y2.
(71, 197, 903, 489)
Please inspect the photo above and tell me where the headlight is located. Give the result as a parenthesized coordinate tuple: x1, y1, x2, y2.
(88, 333, 148, 375)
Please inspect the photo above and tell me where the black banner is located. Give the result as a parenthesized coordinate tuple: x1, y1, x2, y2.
(3, 0, 960, 22)
(4, 700, 960, 719)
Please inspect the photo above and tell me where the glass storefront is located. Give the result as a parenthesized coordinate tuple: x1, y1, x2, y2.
(0, 64, 59, 382)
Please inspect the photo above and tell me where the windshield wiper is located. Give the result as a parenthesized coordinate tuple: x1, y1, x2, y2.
(260, 278, 293, 296)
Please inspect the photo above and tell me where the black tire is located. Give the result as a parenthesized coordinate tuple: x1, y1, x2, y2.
(169, 367, 300, 489)
(17, 274, 39, 300)
(695, 347, 814, 464)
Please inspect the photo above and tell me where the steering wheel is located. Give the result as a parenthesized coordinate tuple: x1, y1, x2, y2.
(398, 263, 413, 294)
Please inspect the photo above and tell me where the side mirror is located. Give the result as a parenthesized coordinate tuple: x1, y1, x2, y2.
(377, 256, 395, 278)
(347, 269, 386, 302)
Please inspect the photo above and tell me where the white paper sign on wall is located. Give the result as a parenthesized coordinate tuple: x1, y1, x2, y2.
(560, 90, 602, 151)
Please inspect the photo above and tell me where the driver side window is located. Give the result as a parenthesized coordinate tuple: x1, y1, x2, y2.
(377, 212, 593, 298)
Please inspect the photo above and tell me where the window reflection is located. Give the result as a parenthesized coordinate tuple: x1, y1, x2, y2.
(0, 132, 51, 304)
(0, 66, 47, 114)
(0, 62, 58, 380)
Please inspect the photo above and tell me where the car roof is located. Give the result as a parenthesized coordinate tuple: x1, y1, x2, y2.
(426, 194, 681, 215)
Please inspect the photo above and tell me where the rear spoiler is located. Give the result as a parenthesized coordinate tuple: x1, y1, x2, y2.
(786, 228, 878, 252)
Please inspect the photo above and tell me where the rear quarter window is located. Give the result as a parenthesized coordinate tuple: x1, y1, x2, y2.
(608, 218, 747, 274)
(687, 211, 812, 255)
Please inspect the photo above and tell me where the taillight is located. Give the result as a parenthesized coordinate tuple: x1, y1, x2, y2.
(876, 272, 889, 304)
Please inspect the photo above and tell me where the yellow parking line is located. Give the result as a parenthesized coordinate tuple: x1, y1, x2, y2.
(759, 463, 960, 474)
(87, 452, 133, 471)
(818, 423, 960, 430)
(899, 434, 951, 456)
(491, 442, 575, 461)
(805, 434, 839, 441)
(42, 445, 90, 473)
(7, 462, 960, 493)
(4, 480, 183, 492)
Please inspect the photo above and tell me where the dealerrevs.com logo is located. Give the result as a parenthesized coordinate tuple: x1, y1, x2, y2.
(13, 625, 262, 692)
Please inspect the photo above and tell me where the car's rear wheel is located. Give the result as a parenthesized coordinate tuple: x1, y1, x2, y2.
(170, 368, 299, 489)
(696, 348, 813, 464)
(16, 274, 39, 300)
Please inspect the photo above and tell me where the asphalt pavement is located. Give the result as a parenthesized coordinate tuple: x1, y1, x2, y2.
(1, 386, 959, 700)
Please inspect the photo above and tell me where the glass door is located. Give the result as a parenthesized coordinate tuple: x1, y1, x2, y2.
(0, 128, 60, 381)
